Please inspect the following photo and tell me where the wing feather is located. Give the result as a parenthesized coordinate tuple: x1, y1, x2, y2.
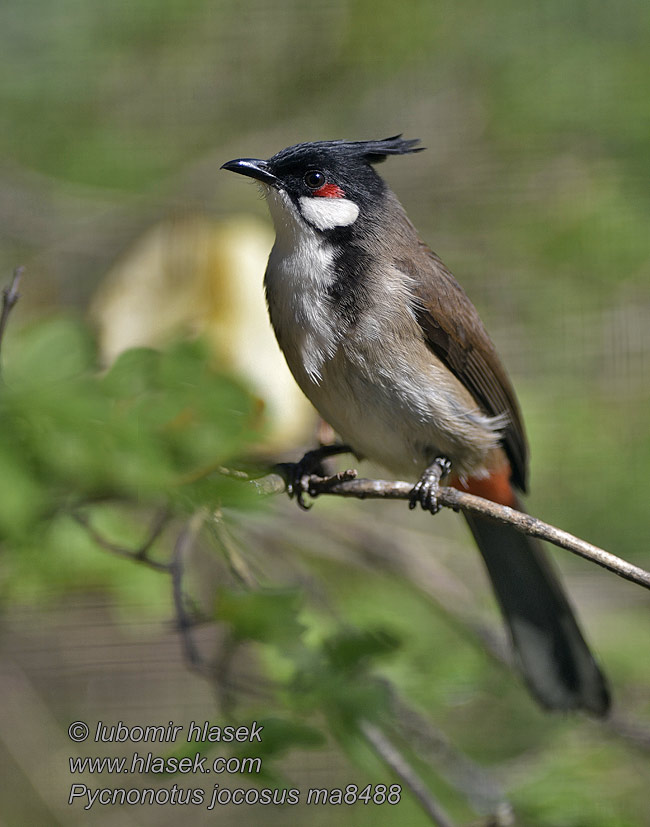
(399, 242, 528, 491)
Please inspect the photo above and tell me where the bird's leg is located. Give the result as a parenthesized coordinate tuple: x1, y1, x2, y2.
(409, 456, 452, 515)
(274, 444, 354, 510)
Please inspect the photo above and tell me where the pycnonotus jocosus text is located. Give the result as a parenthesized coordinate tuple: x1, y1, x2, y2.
(222, 136, 610, 715)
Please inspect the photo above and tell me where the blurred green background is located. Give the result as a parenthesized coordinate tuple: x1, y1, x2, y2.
(0, 1, 649, 825)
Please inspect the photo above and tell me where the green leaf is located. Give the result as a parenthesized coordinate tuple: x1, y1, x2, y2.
(3, 317, 95, 388)
(215, 587, 304, 646)
(0, 440, 46, 538)
(240, 716, 325, 757)
(323, 627, 401, 672)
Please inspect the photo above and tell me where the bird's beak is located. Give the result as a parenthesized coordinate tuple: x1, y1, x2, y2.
(221, 158, 277, 186)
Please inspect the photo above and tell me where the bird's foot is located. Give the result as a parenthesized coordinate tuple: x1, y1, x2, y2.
(409, 457, 452, 515)
(274, 444, 353, 510)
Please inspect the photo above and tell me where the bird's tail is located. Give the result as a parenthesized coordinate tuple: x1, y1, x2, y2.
(459, 475, 610, 716)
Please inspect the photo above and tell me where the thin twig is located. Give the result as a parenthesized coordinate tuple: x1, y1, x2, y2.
(0, 266, 24, 364)
(209, 509, 259, 588)
(70, 508, 172, 571)
(389, 695, 513, 823)
(359, 719, 456, 827)
(256, 472, 650, 591)
(212, 633, 240, 717)
(170, 509, 209, 670)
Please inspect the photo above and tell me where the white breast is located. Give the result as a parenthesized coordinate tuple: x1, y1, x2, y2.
(264, 189, 339, 382)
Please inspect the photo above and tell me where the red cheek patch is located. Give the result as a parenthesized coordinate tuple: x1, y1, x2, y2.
(314, 183, 345, 198)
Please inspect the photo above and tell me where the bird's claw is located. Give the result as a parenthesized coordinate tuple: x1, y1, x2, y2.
(274, 449, 330, 511)
(409, 457, 452, 515)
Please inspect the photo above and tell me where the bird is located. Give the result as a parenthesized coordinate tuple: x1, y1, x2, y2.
(221, 135, 610, 716)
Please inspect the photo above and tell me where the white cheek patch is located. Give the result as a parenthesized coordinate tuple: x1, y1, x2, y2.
(298, 196, 360, 231)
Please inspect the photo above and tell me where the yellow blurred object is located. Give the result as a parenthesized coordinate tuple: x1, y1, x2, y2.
(90, 214, 315, 451)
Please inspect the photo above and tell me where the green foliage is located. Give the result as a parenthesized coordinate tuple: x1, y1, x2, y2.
(0, 316, 260, 597)
(323, 627, 401, 672)
(245, 716, 325, 758)
(216, 587, 305, 648)
(0, 317, 412, 807)
(216, 583, 400, 734)
(0, 315, 409, 804)
(514, 732, 648, 827)
(525, 387, 650, 564)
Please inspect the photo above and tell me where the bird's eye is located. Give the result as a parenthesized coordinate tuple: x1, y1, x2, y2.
(303, 170, 325, 189)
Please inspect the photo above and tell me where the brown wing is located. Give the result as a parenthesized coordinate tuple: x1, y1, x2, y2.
(399, 240, 528, 492)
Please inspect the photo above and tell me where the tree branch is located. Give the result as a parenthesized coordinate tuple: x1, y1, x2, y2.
(170, 509, 209, 672)
(256, 472, 650, 591)
(70, 507, 172, 572)
(0, 266, 24, 364)
(359, 719, 457, 827)
(388, 694, 513, 823)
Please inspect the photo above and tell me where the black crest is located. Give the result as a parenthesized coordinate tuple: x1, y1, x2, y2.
(269, 135, 424, 171)
(335, 135, 424, 164)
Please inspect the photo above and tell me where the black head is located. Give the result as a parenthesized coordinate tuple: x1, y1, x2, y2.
(222, 135, 423, 232)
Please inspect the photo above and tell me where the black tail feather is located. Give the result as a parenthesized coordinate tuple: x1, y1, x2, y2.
(464, 509, 610, 716)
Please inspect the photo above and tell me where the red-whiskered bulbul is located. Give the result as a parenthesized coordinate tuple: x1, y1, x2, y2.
(222, 136, 610, 715)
